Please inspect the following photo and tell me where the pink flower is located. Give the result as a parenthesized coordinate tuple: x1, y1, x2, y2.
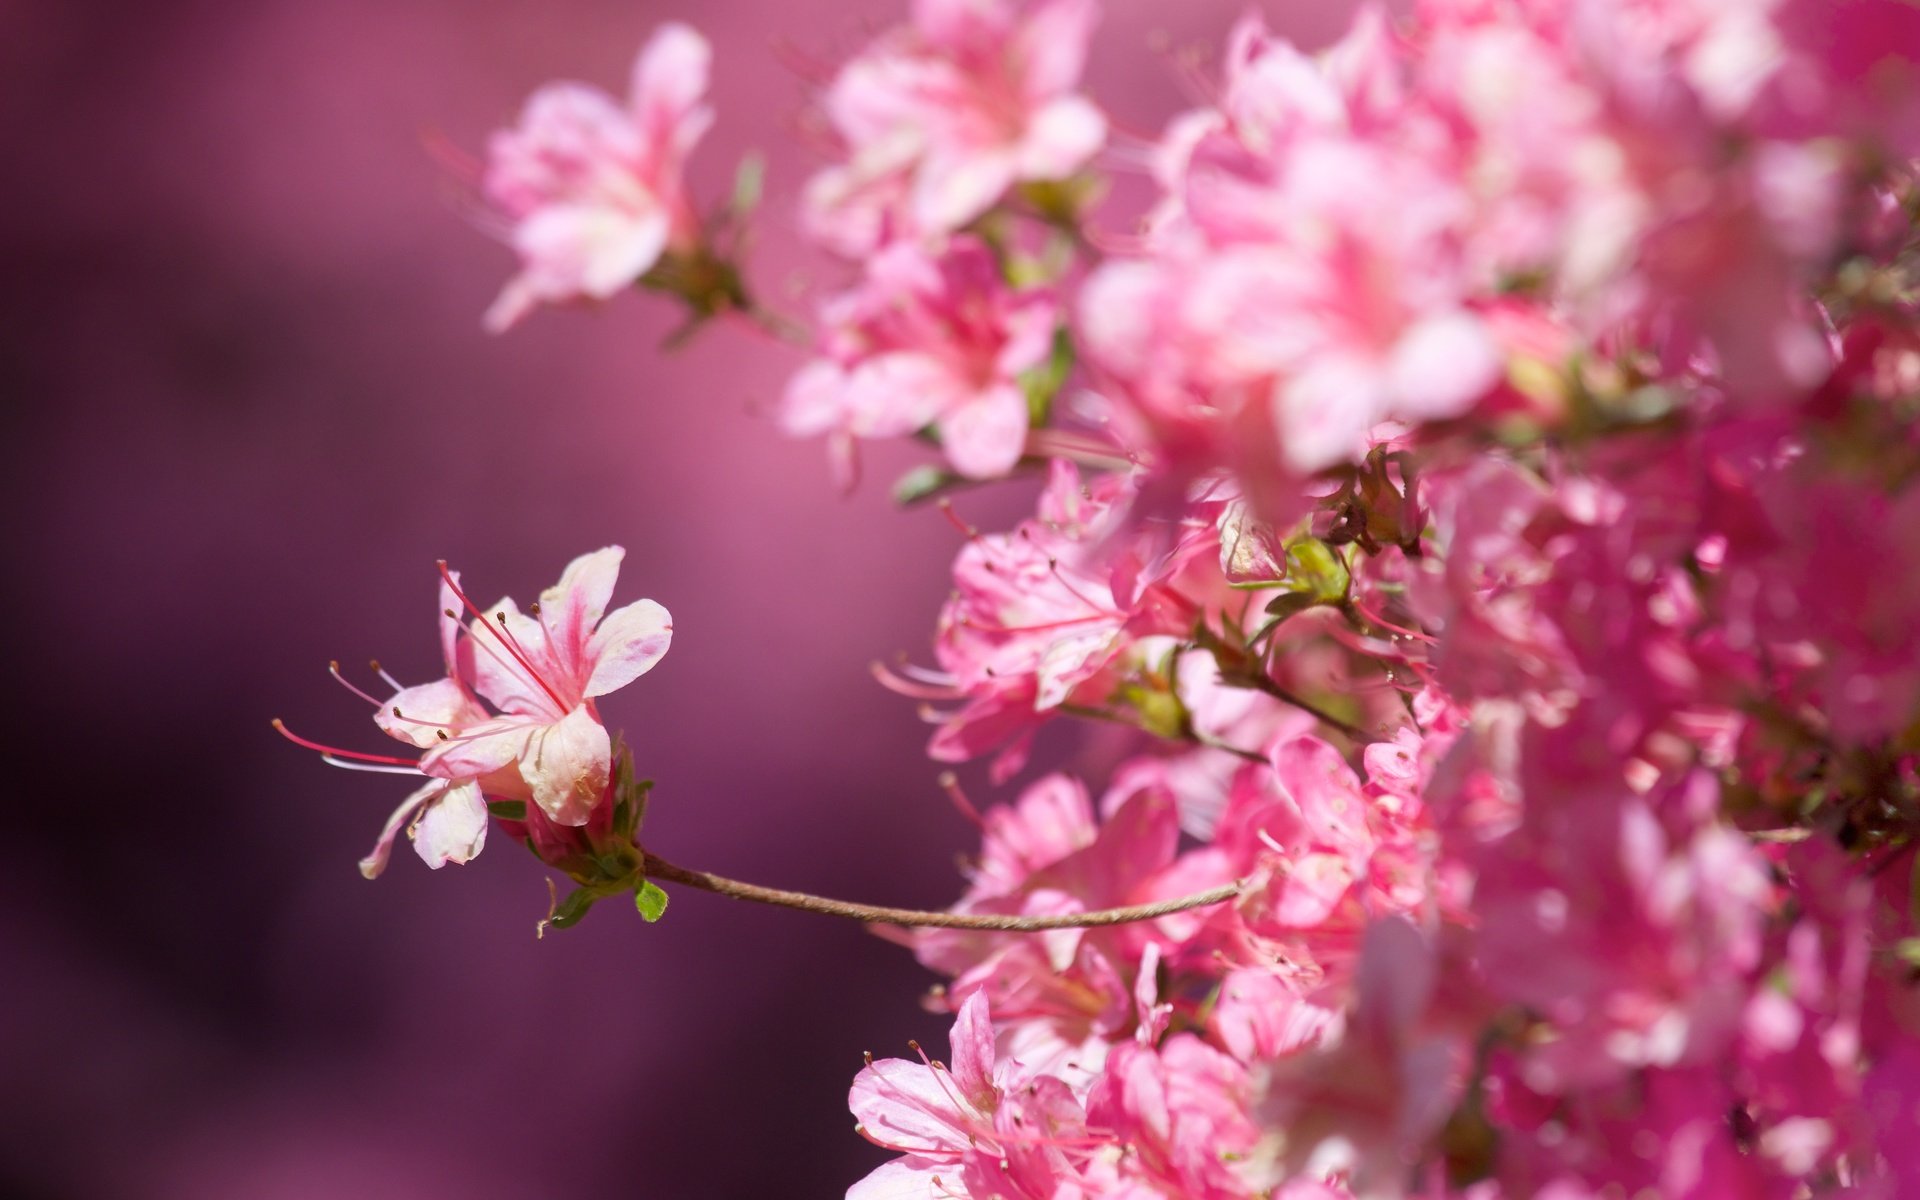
(916, 774, 1195, 1082)
(481, 23, 713, 331)
(1247, 918, 1460, 1196)
(423, 546, 672, 826)
(781, 237, 1057, 479)
(887, 462, 1217, 776)
(803, 0, 1106, 255)
(282, 548, 671, 878)
(1085, 1034, 1268, 1199)
(848, 991, 1088, 1200)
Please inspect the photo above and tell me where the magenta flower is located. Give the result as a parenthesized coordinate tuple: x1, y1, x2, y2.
(481, 23, 713, 331)
(803, 0, 1106, 255)
(884, 462, 1217, 777)
(781, 236, 1057, 479)
(848, 991, 1088, 1200)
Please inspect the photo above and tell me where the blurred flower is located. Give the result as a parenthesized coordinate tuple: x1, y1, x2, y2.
(781, 236, 1056, 479)
(803, 0, 1106, 255)
(482, 23, 714, 331)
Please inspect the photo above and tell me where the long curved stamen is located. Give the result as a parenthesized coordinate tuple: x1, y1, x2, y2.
(938, 772, 986, 830)
(271, 719, 418, 766)
(329, 661, 384, 707)
(988, 611, 1113, 636)
(873, 659, 961, 700)
(436, 561, 570, 712)
(936, 498, 981, 541)
(322, 756, 426, 776)
(912, 1043, 980, 1119)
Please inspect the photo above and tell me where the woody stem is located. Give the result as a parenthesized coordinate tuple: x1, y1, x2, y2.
(639, 851, 1241, 930)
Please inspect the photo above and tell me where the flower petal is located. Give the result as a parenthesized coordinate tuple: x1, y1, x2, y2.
(631, 22, 711, 148)
(937, 383, 1028, 479)
(846, 1157, 946, 1200)
(521, 705, 612, 825)
(375, 677, 485, 749)
(849, 1059, 973, 1157)
(1016, 95, 1106, 178)
(539, 546, 624, 684)
(585, 598, 673, 697)
(421, 714, 535, 780)
(948, 989, 997, 1103)
(411, 780, 489, 870)
(359, 781, 440, 880)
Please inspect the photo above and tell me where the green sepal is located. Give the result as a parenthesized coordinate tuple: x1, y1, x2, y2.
(1284, 536, 1350, 604)
(1019, 325, 1075, 427)
(1121, 682, 1188, 741)
(731, 152, 766, 218)
(486, 800, 528, 821)
(609, 743, 652, 840)
(634, 879, 670, 923)
(893, 464, 959, 506)
(1263, 592, 1320, 623)
(546, 887, 600, 931)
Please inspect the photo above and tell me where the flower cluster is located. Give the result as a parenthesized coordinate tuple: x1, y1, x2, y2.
(300, 0, 1920, 1195)
(813, 1, 1920, 1196)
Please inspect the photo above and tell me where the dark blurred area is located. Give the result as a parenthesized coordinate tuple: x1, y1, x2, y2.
(0, 1, 1357, 1195)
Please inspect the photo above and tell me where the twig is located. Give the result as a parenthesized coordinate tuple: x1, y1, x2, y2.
(640, 851, 1240, 930)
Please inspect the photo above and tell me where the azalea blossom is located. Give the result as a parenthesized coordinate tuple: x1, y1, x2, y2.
(781, 236, 1058, 479)
(803, 0, 1107, 255)
(423, 547, 672, 826)
(282, 548, 670, 876)
(482, 23, 714, 331)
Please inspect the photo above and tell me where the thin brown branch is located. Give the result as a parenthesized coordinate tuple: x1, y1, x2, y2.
(641, 852, 1241, 930)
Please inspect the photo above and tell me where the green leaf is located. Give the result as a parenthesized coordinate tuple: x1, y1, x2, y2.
(486, 800, 527, 821)
(634, 880, 670, 923)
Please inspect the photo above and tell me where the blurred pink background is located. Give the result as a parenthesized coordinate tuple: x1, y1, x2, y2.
(0, 1, 1362, 1194)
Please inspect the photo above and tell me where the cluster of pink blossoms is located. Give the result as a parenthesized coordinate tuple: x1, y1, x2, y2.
(298, 0, 1920, 1194)
(794, 0, 1920, 1194)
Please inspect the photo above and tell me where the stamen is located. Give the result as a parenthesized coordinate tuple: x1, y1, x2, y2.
(321, 756, 424, 776)
(939, 772, 987, 829)
(271, 719, 418, 767)
(369, 659, 406, 692)
(436, 561, 569, 711)
(936, 498, 980, 540)
(1045, 557, 1115, 614)
(329, 661, 383, 707)
(387, 706, 455, 731)
(872, 660, 959, 700)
